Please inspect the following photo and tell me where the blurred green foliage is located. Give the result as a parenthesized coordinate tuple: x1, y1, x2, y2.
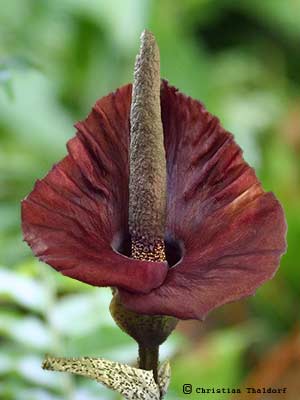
(1, 1, 300, 399)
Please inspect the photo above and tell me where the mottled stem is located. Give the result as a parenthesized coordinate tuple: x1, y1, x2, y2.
(42, 355, 167, 399)
(129, 29, 167, 260)
(139, 345, 159, 383)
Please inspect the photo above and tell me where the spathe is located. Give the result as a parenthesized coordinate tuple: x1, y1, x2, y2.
(22, 80, 287, 320)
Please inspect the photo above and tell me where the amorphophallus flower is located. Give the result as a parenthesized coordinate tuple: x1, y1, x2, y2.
(21, 30, 286, 398)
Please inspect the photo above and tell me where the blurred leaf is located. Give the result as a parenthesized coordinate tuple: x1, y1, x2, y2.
(0, 382, 62, 400)
(16, 355, 66, 389)
(0, 69, 14, 99)
(73, 386, 115, 400)
(0, 55, 41, 72)
(49, 289, 114, 337)
(0, 312, 53, 350)
(0, 351, 14, 374)
(13, 389, 63, 400)
(0, 349, 68, 391)
(242, 0, 300, 39)
(0, 69, 11, 83)
(0, 55, 41, 99)
(0, 267, 50, 313)
(0, 72, 73, 154)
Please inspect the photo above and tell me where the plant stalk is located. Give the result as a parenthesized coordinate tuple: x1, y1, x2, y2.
(138, 344, 159, 383)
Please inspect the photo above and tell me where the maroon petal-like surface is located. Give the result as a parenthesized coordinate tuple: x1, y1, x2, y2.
(119, 81, 287, 320)
(21, 85, 167, 293)
(22, 80, 286, 319)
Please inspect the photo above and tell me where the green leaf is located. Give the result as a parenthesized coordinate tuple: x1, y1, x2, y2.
(17, 355, 66, 389)
(0, 313, 53, 350)
(0, 267, 50, 313)
(49, 289, 114, 336)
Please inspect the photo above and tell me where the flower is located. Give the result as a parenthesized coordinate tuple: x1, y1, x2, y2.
(21, 79, 287, 320)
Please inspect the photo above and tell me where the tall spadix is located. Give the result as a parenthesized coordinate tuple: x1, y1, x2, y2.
(129, 30, 167, 262)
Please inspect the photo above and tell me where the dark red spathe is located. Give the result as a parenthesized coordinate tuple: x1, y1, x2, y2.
(21, 80, 287, 320)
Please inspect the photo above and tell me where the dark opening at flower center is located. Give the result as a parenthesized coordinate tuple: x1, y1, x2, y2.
(131, 236, 166, 262)
(112, 234, 183, 268)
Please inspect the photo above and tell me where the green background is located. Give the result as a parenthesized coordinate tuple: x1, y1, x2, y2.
(1, 1, 300, 399)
